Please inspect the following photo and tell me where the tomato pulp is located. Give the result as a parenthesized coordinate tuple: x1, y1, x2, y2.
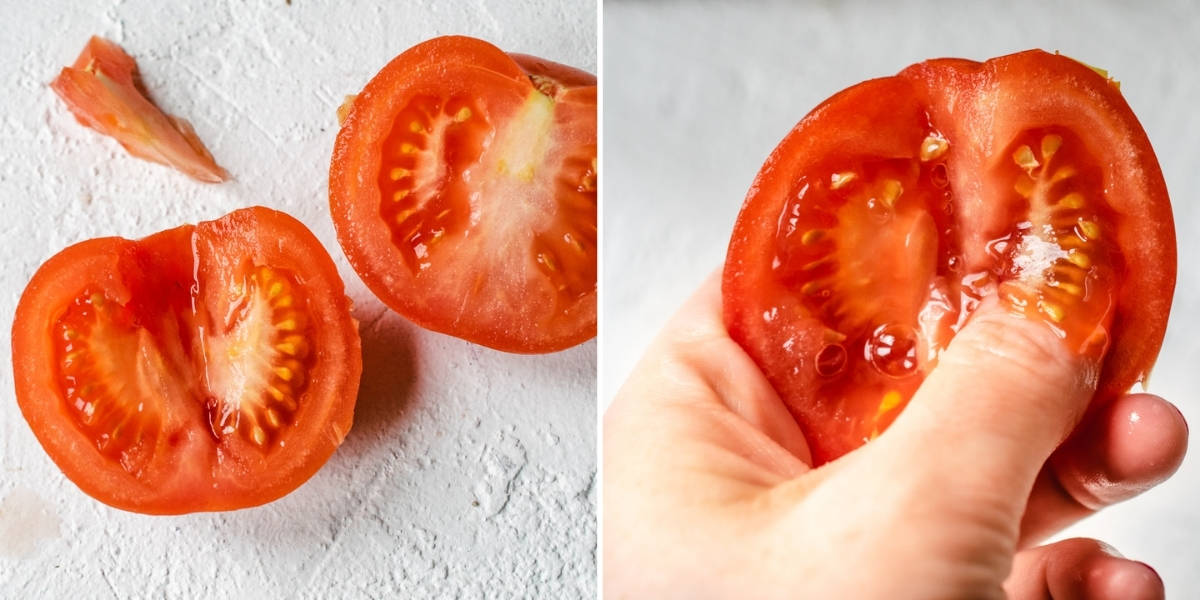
(330, 36, 597, 353)
(723, 50, 1175, 465)
(12, 207, 361, 514)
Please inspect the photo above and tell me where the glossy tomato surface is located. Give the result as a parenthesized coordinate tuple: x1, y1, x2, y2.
(50, 36, 228, 183)
(12, 207, 361, 514)
(723, 50, 1175, 465)
(330, 36, 597, 353)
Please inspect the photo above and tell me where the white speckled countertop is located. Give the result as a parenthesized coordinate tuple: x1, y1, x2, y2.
(0, 1, 596, 597)
(604, 0, 1199, 594)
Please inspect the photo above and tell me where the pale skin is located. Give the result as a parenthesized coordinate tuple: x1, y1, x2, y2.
(604, 272, 1187, 599)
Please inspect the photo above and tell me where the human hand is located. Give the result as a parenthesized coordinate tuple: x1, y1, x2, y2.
(603, 272, 1186, 599)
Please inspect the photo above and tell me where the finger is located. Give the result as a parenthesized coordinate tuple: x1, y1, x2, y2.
(1005, 537, 1163, 600)
(654, 269, 811, 463)
(877, 303, 1096, 521)
(653, 269, 727, 347)
(612, 269, 812, 470)
(1020, 393, 1188, 546)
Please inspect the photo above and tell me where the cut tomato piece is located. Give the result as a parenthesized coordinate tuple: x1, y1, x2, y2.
(50, 36, 228, 183)
(12, 207, 361, 514)
(723, 50, 1175, 465)
(330, 36, 596, 353)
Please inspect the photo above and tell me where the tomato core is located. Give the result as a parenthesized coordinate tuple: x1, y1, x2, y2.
(378, 94, 483, 273)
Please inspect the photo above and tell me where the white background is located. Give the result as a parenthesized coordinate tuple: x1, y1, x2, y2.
(604, 0, 1199, 594)
(0, 1, 596, 598)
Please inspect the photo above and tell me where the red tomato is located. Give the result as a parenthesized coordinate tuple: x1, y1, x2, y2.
(723, 50, 1175, 465)
(330, 36, 596, 353)
(50, 36, 228, 183)
(12, 207, 361, 514)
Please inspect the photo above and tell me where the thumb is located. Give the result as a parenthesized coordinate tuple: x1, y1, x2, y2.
(880, 303, 1099, 508)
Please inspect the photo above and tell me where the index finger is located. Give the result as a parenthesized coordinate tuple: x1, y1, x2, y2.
(613, 269, 812, 465)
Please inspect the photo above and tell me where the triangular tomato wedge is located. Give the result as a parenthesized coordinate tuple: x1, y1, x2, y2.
(50, 36, 228, 183)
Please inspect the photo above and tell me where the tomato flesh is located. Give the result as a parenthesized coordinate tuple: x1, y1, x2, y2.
(13, 207, 361, 514)
(50, 36, 228, 183)
(330, 36, 597, 353)
(724, 51, 1174, 465)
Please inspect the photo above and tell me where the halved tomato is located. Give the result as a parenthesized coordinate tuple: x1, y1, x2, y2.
(723, 50, 1175, 465)
(50, 36, 228, 183)
(12, 207, 361, 514)
(330, 36, 596, 353)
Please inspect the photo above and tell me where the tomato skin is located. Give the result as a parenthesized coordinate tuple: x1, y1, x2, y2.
(330, 36, 597, 354)
(50, 36, 228, 183)
(12, 207, 361, 514)
(723, 50, 1175, 465)
(508, 53, 599, 90)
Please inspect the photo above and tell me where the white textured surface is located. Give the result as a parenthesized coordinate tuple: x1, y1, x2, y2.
(0, 1, 596, 598)
(604, 0, 1200, 594)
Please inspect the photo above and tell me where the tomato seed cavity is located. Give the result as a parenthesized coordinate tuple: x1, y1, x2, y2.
(378, 94, 484, 273)
(55, 290, 163, 474)
(204, 266, 313, 448)
(998, 128, 1119, 346)
(534, 148, 598, 301)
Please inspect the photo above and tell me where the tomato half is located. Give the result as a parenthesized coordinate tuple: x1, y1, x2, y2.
(330, 36, 597, 353)
(12, 207, 361, 514)
(50, 36, 228, 183)
(723, 50, 1175, 465)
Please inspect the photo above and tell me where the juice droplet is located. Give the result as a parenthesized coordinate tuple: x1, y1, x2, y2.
(865, 323, 919, 378)
(815, 343, 847, 377)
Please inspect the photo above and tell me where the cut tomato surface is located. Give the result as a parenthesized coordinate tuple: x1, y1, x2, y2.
(50, 36, 228, 183)
(723, 50, 1175, 465)
(12, 207, 361, 514)
(330, 36, 596, 353)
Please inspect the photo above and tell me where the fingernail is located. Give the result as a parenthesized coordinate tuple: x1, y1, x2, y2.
(1097, 541, 1125, 558)
(1137, 561, 1161, 583)
(1170, 401, 1188, 436)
